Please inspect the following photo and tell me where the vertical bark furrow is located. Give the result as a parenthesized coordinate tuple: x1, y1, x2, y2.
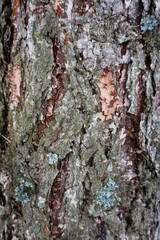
(36, 40, 66, 142)
(49, 156, 68, 239)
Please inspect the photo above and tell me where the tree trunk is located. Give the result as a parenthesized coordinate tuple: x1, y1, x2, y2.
(0, 0, 160, 239)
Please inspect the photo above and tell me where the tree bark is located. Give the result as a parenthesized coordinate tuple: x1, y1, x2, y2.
(0, 0, 160, 239)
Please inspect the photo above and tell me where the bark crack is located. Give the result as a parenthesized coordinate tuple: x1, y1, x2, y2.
(49, 155, 69, 239)
(36, 40, 66, 142)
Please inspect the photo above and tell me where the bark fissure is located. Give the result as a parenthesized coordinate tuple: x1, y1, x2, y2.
(49, 156, 69, 239)
(37, 40, 66, 141)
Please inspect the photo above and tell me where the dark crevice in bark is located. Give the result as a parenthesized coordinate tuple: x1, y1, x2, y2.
(82, 186, 91, 206)
(0, 98, 9, 151)
(5, 224, 12, 240)
(136, 0, 144, 25)
(1, 1, 8, 14)
(0, 1, 12, 151)
(135, 71, 146, 115)
(81, 125, 86, 134)
(117, 41, 130, 105)
(6, 23, 14, 60)
(82, 172, 92, 207)
(93, 216, 107, 240)
(22, 0, 28, 29)
(86, 154, 95, 167)
(121, 114, 141, 175)
(120, 65, 157, 234)
(89, 78, 98, 95)
(123, 74, 145, 173)
(121, 0, 125, 6)
(145, 52, 151, 70)
(124, 208, 132, 231)
(140, 151, 157, 177)
(120, 70, 147, 231)
(151, 70, 156, 97)
(49, 155, 69, 239)
(3, 1, 15, 64)
(1, 0, 12, 22)
(149, 0, 155, 14)
(0, 184, 6, 206)
(1, 0, 22, 150)
(104, 147, 110, 159)
(120, 41, 129, 55)
(36, 40, 66, 142)
(1, 10, 11, 65)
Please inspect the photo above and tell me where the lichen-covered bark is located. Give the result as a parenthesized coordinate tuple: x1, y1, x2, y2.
(0, 0, 160, 239)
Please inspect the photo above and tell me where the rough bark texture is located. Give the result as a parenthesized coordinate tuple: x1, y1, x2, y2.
(0, 0, 160, 239)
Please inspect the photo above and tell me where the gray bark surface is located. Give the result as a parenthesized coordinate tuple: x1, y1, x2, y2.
(0, 0, 160, 239)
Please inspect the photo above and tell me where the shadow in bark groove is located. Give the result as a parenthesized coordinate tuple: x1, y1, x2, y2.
(36, 39, 66, 143)
(49, 154, 69, 239)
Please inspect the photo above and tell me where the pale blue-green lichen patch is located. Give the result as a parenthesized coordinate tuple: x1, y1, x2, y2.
(94, 178, 120, 209)
(14, 178, 34, 204)
(37, 196, 46, 208)
(47, 152, 58, 165)
(140, 15, 158, 33)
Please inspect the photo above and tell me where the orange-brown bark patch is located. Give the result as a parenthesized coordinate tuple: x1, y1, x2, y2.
(12, 0, 20, 19)
(53, 0, 65, 17)
(73, 0, 95, 16)
(9, 63, 21, 109)
(98, 68, 123, 121)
